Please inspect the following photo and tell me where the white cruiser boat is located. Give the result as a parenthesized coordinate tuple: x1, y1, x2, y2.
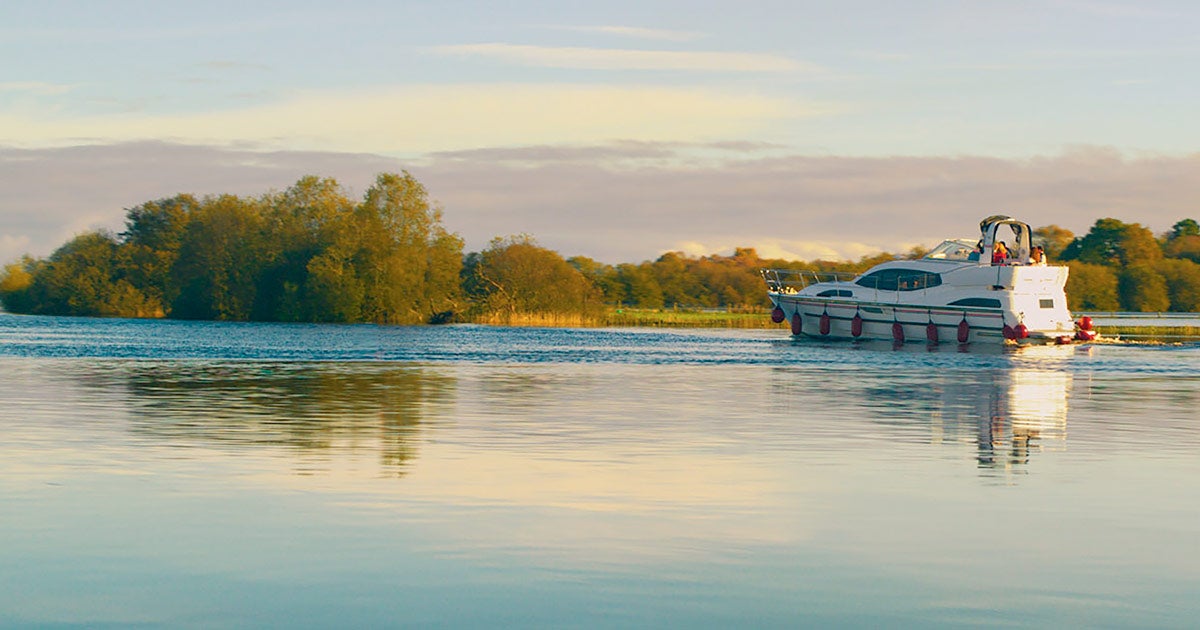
(762, 216, 1097, 344)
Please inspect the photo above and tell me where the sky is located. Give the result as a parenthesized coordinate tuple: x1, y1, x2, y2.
(2, 0, 1199, 264)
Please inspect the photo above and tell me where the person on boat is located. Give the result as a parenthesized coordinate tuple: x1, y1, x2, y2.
(968, 240, 983, 262)
(992, 241, 1008, 264)
(1031, 245, 1044, 265)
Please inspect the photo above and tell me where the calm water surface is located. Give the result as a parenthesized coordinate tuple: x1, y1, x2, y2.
(1, 314, 1198, 628)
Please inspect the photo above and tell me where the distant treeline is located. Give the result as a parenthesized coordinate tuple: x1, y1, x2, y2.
(2, 172, 1200, 322)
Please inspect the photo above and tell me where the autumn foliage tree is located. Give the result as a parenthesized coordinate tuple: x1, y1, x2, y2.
(463, 235, 602, 319)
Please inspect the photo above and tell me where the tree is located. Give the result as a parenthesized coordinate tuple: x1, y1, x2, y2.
(468, 235, 601, 316)
(250, 176, 362, 321)
(1169, 218, 1200, 239)
(1065, 261, 1119, 311)
(1033, 225, 1075, 261)
(1162, 218, 1200, 264)
(120, 194, 197, 315)
(20, 231, 156, 317)
(0, 257, 38, 313)
(353, 172, 462, 324)
(568, 256, 622, 303)
(1118, 264, 1169, 312)
(1163, 235, 1200, 264)
(1155, 259, 1200, 312)
(615, 262, 663, 308)
(1061, 218, 1162, 267)
(169, 195, 268, 320)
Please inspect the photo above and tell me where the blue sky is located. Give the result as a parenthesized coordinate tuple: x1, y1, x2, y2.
(3, 1, 1199, 263)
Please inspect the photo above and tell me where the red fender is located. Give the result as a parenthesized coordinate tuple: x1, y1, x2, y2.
(790, 312, 803, 335)
(851, 314, 863, 337)
(926, 322, 939, 343)
(819, 313, 831, 335)
(892, 321, 905, 343)
(1079, 316, 1093, 331)
(1002, 324, 1017, 340)
(957, 319, 970, 343)
(1016, 323, 1029, 339)
(771, 306, 785, 323)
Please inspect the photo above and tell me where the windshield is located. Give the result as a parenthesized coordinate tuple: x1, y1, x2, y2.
(923, 239, 976, 261)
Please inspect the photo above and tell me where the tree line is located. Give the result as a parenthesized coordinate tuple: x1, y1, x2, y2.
(2, 172, 1199, 321)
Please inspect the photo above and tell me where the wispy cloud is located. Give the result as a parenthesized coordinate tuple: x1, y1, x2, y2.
(549, 25, 704, 42)
(1052, 0, 1174, 19)
(0, 82, 73, 96)
(196, 60, 271, 72)
(430, 43, 812, 73)
(1, 84, 810, 153)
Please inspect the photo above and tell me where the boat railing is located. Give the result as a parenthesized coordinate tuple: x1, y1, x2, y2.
(761, 268, 857, 294)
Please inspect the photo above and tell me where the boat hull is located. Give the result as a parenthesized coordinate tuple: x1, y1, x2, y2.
(771, 295, 1075, 344)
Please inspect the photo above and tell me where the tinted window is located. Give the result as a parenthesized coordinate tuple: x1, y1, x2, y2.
(855, 269, 942, 292)
(1040, 299, 1054, 308)
(817, 289, 854, 297)
(949, 298, 1002, 308)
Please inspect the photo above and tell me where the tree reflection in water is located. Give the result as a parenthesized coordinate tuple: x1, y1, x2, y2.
(108, 362, 455, 476)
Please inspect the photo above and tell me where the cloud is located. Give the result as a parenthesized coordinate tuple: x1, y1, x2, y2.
(558, 25, 705, 42)
(1, 84, 807, 154)
(0, 234, 32, 266)
(429, 44, 811, 72)
(3, 142, 1199, 267)
(0, 82, 73, 96)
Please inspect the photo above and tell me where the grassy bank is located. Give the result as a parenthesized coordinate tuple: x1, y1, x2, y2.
(1100, 325, 1200, 342)
(463, 308, 1200, 341)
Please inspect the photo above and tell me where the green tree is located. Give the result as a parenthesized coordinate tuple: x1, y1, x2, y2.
(1162, 218, 1200, 264)
(1154, 258, 1200, 312)
(1118, 264, 1169, 312)
(21, 231, 156, 317)
(1169, 218, 1200, 239)
(120, 194, 197, 315)
(170, 195, 268, 320)
(255, 176, 357, 321)
(1061, 218, 1162, 267)
(1065, 261, 1119, 311)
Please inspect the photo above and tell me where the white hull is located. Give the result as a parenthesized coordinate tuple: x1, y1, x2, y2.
(775, 297, 1040, 344)
(763, 216, 1090, 345)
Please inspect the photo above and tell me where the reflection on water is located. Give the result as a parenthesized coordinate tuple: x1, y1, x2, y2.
(2, 318, 1200, 628)
(51, 361, 454, 476)
(948, 369, 1071, 473)
(767, 356, 1073, 477)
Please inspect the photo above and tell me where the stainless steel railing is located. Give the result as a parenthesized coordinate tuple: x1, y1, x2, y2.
(760, 268, 857, 294)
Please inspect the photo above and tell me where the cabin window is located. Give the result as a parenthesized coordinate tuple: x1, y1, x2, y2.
(1040, 299, 1054, 308)
(816, 289, 854, 297)
(855, 269, 942, 292)
(949, 298, 1002, 308)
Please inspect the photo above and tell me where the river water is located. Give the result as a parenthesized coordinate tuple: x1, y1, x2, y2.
(1, 314, 1198, 628)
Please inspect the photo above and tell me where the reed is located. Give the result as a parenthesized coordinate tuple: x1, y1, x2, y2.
(1101, 325, 1200, 342)
(467, 311, 605, 327)
(601, 309, 778, 328)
